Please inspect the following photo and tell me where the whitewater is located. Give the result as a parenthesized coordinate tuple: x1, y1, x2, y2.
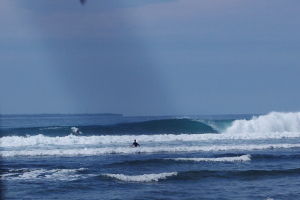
(1, 112, 300, 199)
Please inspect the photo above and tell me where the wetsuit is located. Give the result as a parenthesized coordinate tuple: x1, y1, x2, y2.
(132, 141, 140, 147)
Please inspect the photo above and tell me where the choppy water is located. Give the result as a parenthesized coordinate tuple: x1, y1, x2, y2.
(1, 112, 300, 199)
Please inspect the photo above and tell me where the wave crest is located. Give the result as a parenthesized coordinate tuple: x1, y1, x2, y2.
(103, 172, 178, 182)
(167, 154, 251, 162)
(226, 112, 300, 133)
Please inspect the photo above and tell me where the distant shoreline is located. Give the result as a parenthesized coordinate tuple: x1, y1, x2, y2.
(0, 113, 262, 119)
(0, 113, 123, 118)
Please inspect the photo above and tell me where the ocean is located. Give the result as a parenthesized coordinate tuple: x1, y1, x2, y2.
(1, 112, 300, 200)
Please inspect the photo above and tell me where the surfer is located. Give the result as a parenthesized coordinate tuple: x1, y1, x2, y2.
(131, 140, 140, 147)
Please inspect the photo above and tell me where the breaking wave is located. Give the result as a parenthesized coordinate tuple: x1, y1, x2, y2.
(166, 154, 251, 162)
(225, 112, 300, 133)
(103, 172, 178, 182)
(2, 112, 300, 138)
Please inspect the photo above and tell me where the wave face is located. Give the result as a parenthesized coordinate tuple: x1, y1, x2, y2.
(1, 118, 220, 137)
(225, 112, 300, 133)
(93, 118, 218, 134)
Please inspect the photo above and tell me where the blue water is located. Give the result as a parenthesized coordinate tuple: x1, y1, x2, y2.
(1, 112, 300, 200)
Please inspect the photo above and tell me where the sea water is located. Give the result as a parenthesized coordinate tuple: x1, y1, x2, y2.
(1, 112, 300, 200)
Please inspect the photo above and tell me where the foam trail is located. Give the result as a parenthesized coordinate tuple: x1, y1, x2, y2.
(226, 112, 300, 133)
(103, 172, 178, 182)
(167, 154, 251, 162)
(2, 144, 300, 157)
(2, 131, 300, 148)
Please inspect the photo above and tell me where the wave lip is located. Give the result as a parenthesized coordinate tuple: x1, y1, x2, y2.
(103, 172, 178, 182)
(167, 154, 251, 162)
(226, 112, 300, 133)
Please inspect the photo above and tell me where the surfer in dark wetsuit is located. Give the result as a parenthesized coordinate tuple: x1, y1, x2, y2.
(131, 140, 140, 147)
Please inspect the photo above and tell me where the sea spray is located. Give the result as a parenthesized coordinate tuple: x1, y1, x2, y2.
(225, 112, 300, 133)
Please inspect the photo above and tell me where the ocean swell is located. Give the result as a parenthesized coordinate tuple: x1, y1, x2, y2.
(1, 118, 219, 137)
(78, 118, 218, 135)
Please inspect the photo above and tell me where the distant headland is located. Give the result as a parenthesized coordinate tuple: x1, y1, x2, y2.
(0, 113, 123, 118)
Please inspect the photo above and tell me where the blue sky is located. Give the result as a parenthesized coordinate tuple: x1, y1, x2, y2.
(1, 0, 300, 116)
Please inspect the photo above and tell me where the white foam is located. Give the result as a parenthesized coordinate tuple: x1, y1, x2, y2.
(167, 154, 251, 162)
(2, 131, 300, 148)
(71, 127, 82, 134)
(1, 168, 88, 181)
(103, 172, 178, 182)
(226, 112, 300, 133)
(2, 144, 300, 157)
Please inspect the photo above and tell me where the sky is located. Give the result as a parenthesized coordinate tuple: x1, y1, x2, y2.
(0, 0, 300, 116)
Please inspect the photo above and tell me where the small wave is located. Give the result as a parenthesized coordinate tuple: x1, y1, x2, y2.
(167, 154, 251, 162)
(103, 172, 178, 182)
(1, 168, 88, 181)
(1, 126, 70, 137)
(226, 112, 300, 133)
(39, 127, 62, 130)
